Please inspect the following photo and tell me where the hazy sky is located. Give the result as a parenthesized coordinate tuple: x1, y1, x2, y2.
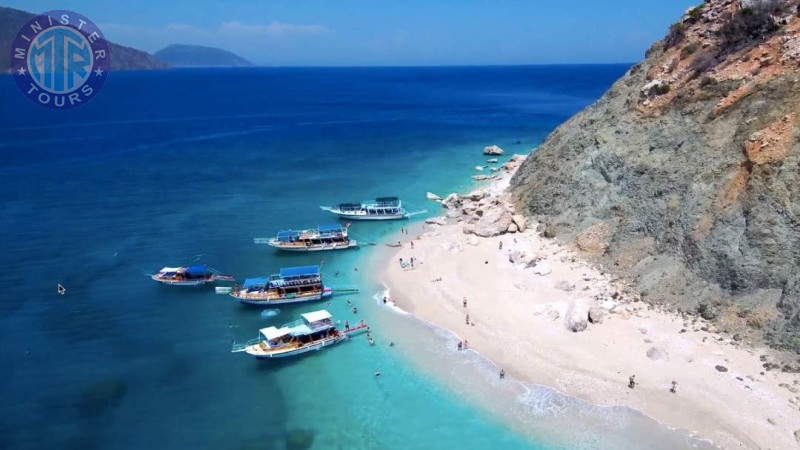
(5, 1, 697, 66)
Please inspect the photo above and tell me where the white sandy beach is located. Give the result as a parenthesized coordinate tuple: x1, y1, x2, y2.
(381, 169, 800, 449)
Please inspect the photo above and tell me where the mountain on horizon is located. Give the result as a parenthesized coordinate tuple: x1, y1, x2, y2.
(0, 7, 169, 72)
(154, 44, 254, 68)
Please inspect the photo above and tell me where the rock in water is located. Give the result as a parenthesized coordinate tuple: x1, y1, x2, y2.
(486, 158, 499, 163)
(565, 301, 588, 332)
(473, 207, 513, 237)
(483, 144, 505, 155)
(475, 166, 484, 172)
(588, 307, 605, 324)
(646, 346, 669, 361)
(426, 192, 442, 201)
(441, 193, 461, 209)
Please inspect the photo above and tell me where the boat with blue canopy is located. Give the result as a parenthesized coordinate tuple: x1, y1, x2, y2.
(254, 224, 357, 252)
(231, 310, 369, 359)
(320, 197, 425, 221)
(151, 265, 235, 286)
(230, 265, 332, 305)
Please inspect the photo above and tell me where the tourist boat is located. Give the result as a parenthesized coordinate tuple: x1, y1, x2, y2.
(254, 224, 358, 252)
(320, 197, 423, 221)
(230, 265, 332, 306)
(231, 310, 369, 359)
(151, 265, 235, 286)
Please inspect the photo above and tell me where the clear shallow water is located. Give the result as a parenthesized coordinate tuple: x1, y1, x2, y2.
(0, 65, 700, 449)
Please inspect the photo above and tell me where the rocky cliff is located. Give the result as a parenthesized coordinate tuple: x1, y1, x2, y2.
(510, 0, 800, 351)
(0, 7, 169, 72)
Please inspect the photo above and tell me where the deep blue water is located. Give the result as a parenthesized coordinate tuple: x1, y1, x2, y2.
(0, 65, 629, 450)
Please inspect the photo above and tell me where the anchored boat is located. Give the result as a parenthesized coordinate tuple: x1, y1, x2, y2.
(230, 265, 332, 306)
(151, 265, 234, 286)
(254, 224, 357, 252)
(320, 197, 425, 221)
(232, 310, 368, 359)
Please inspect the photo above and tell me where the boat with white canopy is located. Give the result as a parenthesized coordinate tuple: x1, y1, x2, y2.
(232, 310, 369, 358)
(320, 197, 425, 221)
(151, 265, 234, 286)
(254, 224, 357, 252)
(230, 265, 331, 306)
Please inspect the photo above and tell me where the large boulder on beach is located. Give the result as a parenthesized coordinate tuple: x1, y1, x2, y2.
(425, 217, 447, 226)
(531, 261, 552, 276)
(473, 207, 513, 237)
(441, 193, 461, 209)
(588, 307, 606, 324)
(646, 347, 669, 361)
(565, 301, 588, 332)
(507, 223, 518, 233)
(467, 190, 486, 201)
(483, 145, 505, 155)
(512, 214, 527, 232)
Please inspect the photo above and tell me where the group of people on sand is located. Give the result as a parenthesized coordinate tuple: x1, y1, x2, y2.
(398, 257, 416, 269)
(457, 340, 469, 351)
(628, 374, 678, 393)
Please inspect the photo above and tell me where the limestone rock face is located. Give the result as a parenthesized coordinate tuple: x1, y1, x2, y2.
(473, 207, 513, 237)
(441, 194, 461, 209)
(508, 0, 800, 351)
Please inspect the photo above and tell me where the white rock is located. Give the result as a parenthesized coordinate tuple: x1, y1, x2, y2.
(511, 214, 527, 232)
(532, 261, 552, 276)
(486, 158, 499, 163)
(466, 190, 486, 201)
(426, 192, 442, 201)
(483, 145, 505, 155)
(425, 217, 447, 226)
(441, 193, 461, 209)
(475, 166, 484, 172)
(465, 235, 480, 246)
(507, 223, 518, 233)
(473, 207, 513, 237)
(565, 300, 588, 332)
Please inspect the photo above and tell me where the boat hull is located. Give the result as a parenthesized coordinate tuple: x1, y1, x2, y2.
(150, 274, 211, 286)
(234, 287, 332, 306)
(267, 240, 358, 252)
(326, 211, 406, 221)
(250, 337, 343, 359)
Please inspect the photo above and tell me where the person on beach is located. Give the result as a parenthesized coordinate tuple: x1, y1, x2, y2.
(628, 375, 636, 389)
(463, 340, 469, 349)
(411, 241, 414, 249)
(499, 241, 503, 250)
(463, 297, 467, 308)
(457, 341, 463, 351)
(410, 257, 415, 268)
(499, 369, 505, 379)
(382, 296, 387, 304)
(465, 314, 470, 325)
(670, 381, 677, 393)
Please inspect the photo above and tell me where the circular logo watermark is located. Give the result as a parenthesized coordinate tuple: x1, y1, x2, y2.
(9, 10, 109, 110)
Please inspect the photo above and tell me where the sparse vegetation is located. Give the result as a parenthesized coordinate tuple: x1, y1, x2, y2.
(652, 83, 671, 96)
(680, 42, 700, 58)
(718, 0, 785, 52)
(665, 22, 687, 48)
(690, 50, 718, 77)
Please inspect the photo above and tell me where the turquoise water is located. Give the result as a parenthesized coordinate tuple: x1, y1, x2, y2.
(0, 65, 705, 449)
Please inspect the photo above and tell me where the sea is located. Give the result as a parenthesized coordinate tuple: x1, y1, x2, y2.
(0, 66, 713, 449)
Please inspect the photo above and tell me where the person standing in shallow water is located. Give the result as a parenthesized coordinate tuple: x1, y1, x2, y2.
(499, 369, 505, 379)
(457, 341, 463, 351)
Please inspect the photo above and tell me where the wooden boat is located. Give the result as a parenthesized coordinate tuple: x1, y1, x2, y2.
(230, 265, 332, 306)
(232, 310, 368, 359)
(254, 224, 357, 252)
(151, 265, 234, 286)
(320, 197, 425, 221)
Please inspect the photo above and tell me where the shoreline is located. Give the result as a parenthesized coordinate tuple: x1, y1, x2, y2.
(377, 160, 800, 449)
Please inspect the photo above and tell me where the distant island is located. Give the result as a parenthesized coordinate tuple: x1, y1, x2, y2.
(154, 44, 254, 68)
(0, 7, 169, 71)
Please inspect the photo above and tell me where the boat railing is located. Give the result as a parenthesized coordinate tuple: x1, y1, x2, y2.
(329, 284, 359, 294)
(231, 337, 265, 353)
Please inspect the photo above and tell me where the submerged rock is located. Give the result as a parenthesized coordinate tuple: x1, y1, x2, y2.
(426, 192, 442, 201)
